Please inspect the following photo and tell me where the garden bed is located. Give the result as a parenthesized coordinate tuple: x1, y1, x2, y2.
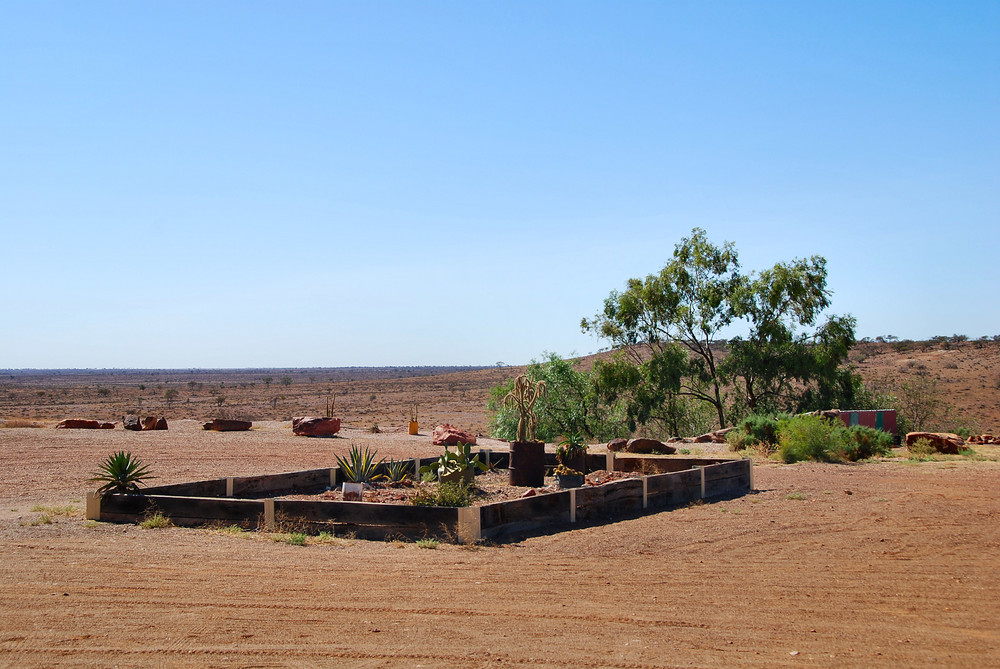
(86, 452, 752, 543)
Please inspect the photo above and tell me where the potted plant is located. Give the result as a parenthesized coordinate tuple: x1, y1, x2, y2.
(553, 464, 585, 489)
(556, 433, 588, 474)
(408, 403, 419, 435)
(504, 374, 547, 486)
(419, 442, 488, 486)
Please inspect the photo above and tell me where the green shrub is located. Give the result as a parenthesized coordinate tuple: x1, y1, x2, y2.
(284, 532, 307, 546)
(410, 482, 474, 507)
(838, 425, 894, 461)
(777, 415, 843, 463)
(416, 538, 439, 549)
(728, 413, 789, 452)
(908, 437, 936, 457)
(139, 512, 172, 529)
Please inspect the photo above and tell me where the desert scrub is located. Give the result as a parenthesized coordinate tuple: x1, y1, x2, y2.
(410, 481, 474, 507)
(139, 512, 172, 529)
(777, 415, 843, 463)
(908, 437, 936, 458)
(728, 413, 787, 452)
(284, 533, 307, 546)
(30, 504, 77, 517)
(838, 425, 894, 461)
(416, 538, 439, 549)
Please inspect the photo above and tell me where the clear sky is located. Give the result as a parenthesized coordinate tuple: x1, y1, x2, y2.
(2, 1, 997, 368)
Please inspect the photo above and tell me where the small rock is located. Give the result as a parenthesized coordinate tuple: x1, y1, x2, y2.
(431, 423, 476, 446)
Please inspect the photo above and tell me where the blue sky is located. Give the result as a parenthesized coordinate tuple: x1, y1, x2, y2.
(1, 1, 997, 368)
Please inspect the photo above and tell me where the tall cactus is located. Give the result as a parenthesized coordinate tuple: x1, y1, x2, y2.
(503, 374, 546, 443)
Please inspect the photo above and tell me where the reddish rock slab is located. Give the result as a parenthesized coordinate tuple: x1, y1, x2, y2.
(292, 417, 341, 437)
(906, 432, 965, 454)
(202, 419, 253, 432)
(624, 438, 676, 454)
(140, 416, 168, 431)
(55, 419, 115, 430)
(607, 438, 629, 452)
(431, 423, 477, 446)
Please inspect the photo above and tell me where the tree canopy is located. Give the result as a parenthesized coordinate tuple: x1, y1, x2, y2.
(582, 228, 859, 432)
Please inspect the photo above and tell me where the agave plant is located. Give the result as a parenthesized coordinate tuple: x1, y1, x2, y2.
(335, 444, 384, 483)
(91, 451, 155, 495)
(384, 458, 411, 483)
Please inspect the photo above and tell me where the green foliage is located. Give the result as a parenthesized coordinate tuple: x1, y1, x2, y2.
(555, 433, 587, 462)
(416, 538, 439, 549)
(91, 451, 155, 494)
(139, 512, 172, 529)
(384, 458, 411, 483)
(774, 415, 894, 463)
(776, 415, 843, 463)
(284, 532, 307, 546)
(419, 443, 487, 479)
(487, 353, 627, 442)
(908, 437, 936, 457)
(839, 425, 894, 461)
(335, 444, 384, 483)
(583, 228, 857, 430)
(410, 481, 474, 507)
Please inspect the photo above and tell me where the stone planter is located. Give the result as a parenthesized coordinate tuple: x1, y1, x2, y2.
(439, 467, 474, 487)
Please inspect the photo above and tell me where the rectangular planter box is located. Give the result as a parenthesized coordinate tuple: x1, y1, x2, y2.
(87, 455, 753, 543)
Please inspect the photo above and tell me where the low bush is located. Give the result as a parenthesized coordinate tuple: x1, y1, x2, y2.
(838, 425, 894, 461)
(410, 482, 474, 507)
(728, 413, 788, 452)
(139, 512, 172, 529)
(908, 437, 936, 457)
(777, 415, 842, 463)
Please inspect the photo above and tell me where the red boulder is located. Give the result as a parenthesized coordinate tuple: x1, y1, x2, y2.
(292, 416, 341, 437)
(432, 424, 477, 446)
(906, 432, 965, 455)
(607, 438, 629, 452)
(625, 438, 676, 454)
(203, 419, 253, 432)
(56, 419, 114, 430)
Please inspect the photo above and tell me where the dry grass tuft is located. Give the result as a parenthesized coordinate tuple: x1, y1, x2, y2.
(0, 418, 46, 428)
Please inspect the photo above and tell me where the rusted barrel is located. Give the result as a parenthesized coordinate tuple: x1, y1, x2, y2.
(509, 441, 545, 487)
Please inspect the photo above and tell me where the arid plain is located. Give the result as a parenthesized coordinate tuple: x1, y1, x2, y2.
(1, 341, 998, 667)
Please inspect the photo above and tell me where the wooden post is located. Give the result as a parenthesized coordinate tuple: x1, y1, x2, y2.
(329, 468, 338, 488)
(700, 466, 706, 499)
(642, 477, 648, 509)
(264, 499, 275, 531)
(456, 507, 480, 544)
(226, 477, 234, 497)
(413, 458, 421, 480)
(85, 491, 101, 521)
(606, 451, 615, 472)
(747, 458, 754, 491)
(569, 489, 576, 523)
(481, 449, 491, 468)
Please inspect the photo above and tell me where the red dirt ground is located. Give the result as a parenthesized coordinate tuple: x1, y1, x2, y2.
(1, 422, 998, 667)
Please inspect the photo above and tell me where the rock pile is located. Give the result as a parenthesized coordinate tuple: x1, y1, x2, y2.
(122, 415, 168, 431)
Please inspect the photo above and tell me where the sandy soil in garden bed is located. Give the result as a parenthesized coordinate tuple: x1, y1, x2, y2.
(1, 421, 999, 667)
(279, 469, 642, 505)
